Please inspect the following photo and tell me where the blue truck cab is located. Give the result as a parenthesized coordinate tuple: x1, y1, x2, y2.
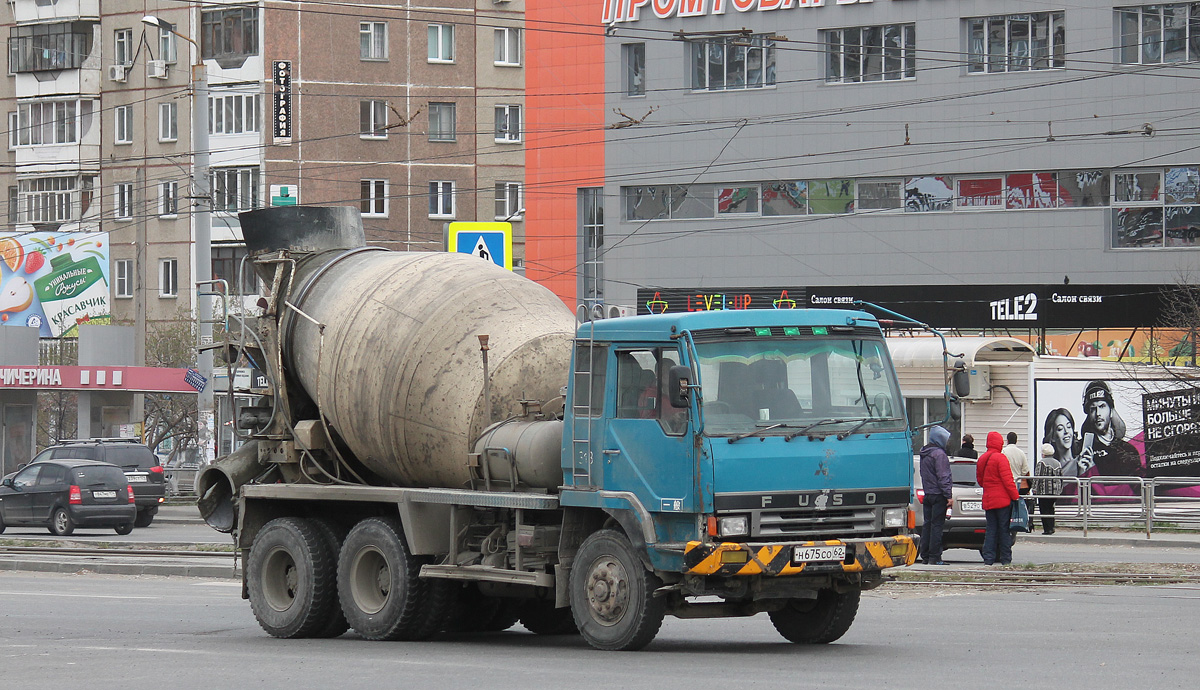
(559, 308, 918, 648)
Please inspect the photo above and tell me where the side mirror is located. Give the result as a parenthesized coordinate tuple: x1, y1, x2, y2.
(952, 360, 971, 398)
(1, 477, 13, 488)
(667, 365, 691, 408)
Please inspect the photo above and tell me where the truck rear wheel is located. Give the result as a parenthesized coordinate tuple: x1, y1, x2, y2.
(768, 587, 861, 644)
(309, 519, 350, 638)
(246, 517, 339, 639)
(337, 517, 433, 641)
(569, 529, 665, 651)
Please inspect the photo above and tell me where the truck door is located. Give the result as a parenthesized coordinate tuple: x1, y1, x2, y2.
(604, 347, 697, 517)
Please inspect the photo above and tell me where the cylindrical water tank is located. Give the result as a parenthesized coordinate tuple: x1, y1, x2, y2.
(283, 249, 575, 490)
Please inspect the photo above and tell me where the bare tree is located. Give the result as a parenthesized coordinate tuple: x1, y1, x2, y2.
(141, 308, 199, 455)
(1159, 275, 1200, 367)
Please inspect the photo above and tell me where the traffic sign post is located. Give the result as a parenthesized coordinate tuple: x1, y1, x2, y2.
(447, 222, 513, 271)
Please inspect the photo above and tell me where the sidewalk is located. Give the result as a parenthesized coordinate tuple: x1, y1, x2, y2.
(1019, 528, 1200, 549)
(155, 503, 204, 525)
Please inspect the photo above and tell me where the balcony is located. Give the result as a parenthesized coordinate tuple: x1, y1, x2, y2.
(12, 0, 100, 23)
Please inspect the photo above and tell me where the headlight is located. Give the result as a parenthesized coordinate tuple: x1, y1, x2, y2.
(718, 515, 749, 537)
(883, 507, 907, 528)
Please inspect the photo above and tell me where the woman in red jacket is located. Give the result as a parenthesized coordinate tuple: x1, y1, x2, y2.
(977, 431, 1021, 565)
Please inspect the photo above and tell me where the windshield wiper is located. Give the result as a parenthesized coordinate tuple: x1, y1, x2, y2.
(784, 419, 853, 441)
(728, 423, 789, 443)
(836, 416, 903, 440)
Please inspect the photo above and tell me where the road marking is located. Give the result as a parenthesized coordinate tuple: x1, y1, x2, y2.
(0, 591, 158, 600)
(192, 581, 241, 587)
(78, 646, 204, 654)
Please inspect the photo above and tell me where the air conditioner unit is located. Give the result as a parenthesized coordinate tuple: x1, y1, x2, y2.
(607, 305, 633, 319)
(108, 64, 127, 82)
(147, 60, 168, 79)
(493, 0, 511, 4)
(958, 365, 992, 401)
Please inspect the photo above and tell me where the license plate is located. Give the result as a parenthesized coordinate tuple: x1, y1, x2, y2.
(960, 501, 982, 512)
(127, 475, 147, 483)
(93, 490, 116, 499)
(792, 544, 846, 564)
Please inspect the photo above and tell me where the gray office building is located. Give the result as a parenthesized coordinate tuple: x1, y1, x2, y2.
(591, 0, 1197, 332)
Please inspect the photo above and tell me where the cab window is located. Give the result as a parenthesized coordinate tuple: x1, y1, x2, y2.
(615, 347, 686, 435)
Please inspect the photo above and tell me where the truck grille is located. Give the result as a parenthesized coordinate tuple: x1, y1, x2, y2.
(755, 507, 879, 540)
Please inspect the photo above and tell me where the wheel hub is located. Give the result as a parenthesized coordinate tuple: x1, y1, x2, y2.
(585, 557, 629, 626)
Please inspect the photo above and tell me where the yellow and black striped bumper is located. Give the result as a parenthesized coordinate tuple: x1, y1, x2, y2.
(683, 535, 917, 577)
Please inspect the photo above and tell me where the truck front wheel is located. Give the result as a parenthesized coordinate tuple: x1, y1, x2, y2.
(246, 517, 339, 638)
(569, 529, 665, 651)
(337, 517, 432, 641)
(769, 587, 861, 644)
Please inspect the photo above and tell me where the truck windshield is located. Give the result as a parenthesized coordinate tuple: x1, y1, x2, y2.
(694, 337, 905, 437)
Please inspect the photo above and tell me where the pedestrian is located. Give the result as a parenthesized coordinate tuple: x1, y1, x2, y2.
(1033, 442, 1063, 535)
(1003, 432, 1033, 531)
(918, 425, 954, 565)
(957, 434, 978, 459)
(977, 431, 1020, 565)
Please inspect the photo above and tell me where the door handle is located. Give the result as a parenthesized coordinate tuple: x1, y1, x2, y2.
(602, 449, 620, 463)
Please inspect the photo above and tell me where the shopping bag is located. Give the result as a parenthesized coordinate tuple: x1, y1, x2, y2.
(1010, 499, 1031, 533)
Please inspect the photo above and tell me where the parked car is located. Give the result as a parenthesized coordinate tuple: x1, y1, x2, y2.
(31, 439, 165, 527)
(164, 452, 202, 496)
(912, 456, 992, 552)
(0, 459, 136, 536)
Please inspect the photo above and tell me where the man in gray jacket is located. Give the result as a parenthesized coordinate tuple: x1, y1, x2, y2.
(918, 425, 954, 565)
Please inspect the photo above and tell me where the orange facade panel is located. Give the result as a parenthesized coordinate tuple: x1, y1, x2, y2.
(525, 0, 606, 308)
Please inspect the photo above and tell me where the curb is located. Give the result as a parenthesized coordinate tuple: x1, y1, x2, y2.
(0, 558, 239, 579)
(1019, 534, 1200, 549)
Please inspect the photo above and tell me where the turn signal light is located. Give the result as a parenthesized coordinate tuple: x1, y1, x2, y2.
(68, 485, 82, 504)
(907, 509, 916, 529)
(706, 516, 718, 537)
(719, 550, 749, 564)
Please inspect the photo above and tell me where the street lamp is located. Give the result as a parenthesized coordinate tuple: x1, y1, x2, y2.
(142, 15, 215, 462)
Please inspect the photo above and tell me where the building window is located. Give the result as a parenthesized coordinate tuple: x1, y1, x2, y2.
(209, 92, 259, 135)
(201, 6, 259, 64)
(494, 27, 521, 66)
(159, 27, 177, 64)
(17, 176, 83, 223)
(1114, 171, 1162, 203)
(211, 166, 260, 213)
(955, 177, 1005, 210)
(494, 105, 521, 143)
(623, 185, 715, 221)
(361, 179, 388, 217)
(8, 21, 95, 73)
(689, 34, 776, 91)
(429, 102, 456, 142)
(967, 12, 1065, 73)
(9, 100, 90, 147)
(1119, 4, 1199, 64)
(7, 186, 17, 224)
(360, 21, 387, 60)
(115, 259, 133, 298)
(428, 24, 454, 63)
(495, 182, 522, 220)
(159, 102, 178, 142)
(159, 258, 178, 298)
(429, 181, 454, 218)
(623, 43, 645, 96)
(160, 181, 179, 216)
(115, 182, 133, 220)
(360, 100, 388, 139)
(824, 24, 916, 83)
(115, 104, 133, 144)
(211, 245, 258, 295)
(857, 179, 903, 210)
(579, 187, 604, 312)
(114, 29, 132, 66)
(717, 186, 760, 215)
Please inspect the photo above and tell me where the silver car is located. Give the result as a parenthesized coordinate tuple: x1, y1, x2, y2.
(912, 457, 990, 552)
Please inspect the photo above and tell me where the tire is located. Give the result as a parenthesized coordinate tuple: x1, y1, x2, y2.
(308, 519, 350, 639)
(246, 517, 340, 639)
(769, 587, 861, 644)
(49, 507, 75, 537)
(520, 598, 579, 636)
(0, 510, 6, 534)
(569, 529, 665, 651)
(114, 522, 134, 536)
(134, 506, 157, 528)
(337, 517, 434, 641)
(444, 584, 517, 634)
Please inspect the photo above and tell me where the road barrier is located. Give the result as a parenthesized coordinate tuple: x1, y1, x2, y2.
(1026, 475, 1200, 538)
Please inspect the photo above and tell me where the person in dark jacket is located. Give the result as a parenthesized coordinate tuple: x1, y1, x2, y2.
(918, 425, 954, 565)
(957, 434, 978, 459)
(977, 431, 1020, 565)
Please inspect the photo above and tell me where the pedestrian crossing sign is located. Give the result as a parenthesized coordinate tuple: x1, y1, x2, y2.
(447, 222, 513, 271)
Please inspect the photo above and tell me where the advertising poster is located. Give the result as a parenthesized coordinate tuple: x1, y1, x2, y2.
(0, 231, 110, 337)
(1035, 378, 1200, 496)
(904, 176, 953, 212)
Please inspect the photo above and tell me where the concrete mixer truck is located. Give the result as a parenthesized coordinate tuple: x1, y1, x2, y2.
(197, 206, 943, 651)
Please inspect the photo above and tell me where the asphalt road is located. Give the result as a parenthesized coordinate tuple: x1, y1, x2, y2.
(1, 571, 1196, 690)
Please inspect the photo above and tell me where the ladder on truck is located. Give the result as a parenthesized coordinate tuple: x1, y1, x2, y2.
(569, 317, 598, 488)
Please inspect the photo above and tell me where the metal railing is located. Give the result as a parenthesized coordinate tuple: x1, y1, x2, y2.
(1025, 475, 1200, 538)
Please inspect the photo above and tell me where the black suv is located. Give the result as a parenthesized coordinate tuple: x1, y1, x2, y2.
(0, 459, 136, 535)
(32, 439, 165, 527)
